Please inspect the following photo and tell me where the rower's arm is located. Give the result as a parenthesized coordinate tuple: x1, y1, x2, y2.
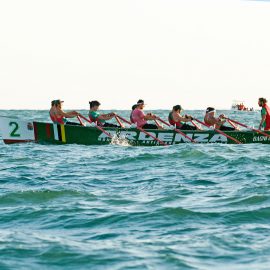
(98, 113, 115, 121)
(144, 114, 156, 120)
(57, 109, 79, 118)
(259, 115, 266, 130)
(217, 118, 226, 125)
(174, 114, 191, 123)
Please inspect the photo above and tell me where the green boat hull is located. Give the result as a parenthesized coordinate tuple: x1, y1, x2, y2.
(32, 122, 270, 146)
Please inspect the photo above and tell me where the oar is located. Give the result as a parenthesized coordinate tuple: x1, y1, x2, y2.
(225, 117, 270, 139)
(227, 119, 238, 130)
(193, 118, 242, 144)
(156, 117, 196, 143)
(115, 115, 125, 128)
(116, 115, 167, 146)
(154, 119, 163, 129)
(79, 115, 113, 139)
(191, 120, 201, 130)
(77, 115, 85, 126)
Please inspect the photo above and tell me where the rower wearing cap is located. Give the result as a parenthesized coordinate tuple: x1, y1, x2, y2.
(204, 107, 235, 131)
(131, 99, 158, 129)
(89, 100, 119, 127)
(168, 105, 197, 130)
(258, 97, 270, 131)
(53, 99, 81, 125)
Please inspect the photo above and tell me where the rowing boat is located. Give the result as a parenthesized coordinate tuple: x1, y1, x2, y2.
(0, 117, 270, 146)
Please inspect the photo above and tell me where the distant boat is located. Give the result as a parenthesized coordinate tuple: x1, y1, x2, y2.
(231, 100, 254, 112)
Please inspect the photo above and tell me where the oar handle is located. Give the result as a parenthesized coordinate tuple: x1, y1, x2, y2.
(193, 118, 242, 144)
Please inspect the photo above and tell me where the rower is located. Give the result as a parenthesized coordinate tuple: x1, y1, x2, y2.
(130, 104, 138, 123)
(89, 100, 119, 128)
(258, 97, 270, 131)
(53, 100, 81, 125)
(168, 105, 197, 130)
(49, 100, 57, 122)
(131, 100, 159, 129)
(204, 107, 235, 131)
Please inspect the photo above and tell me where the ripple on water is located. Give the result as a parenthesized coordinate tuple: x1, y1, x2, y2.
(1, 110, 270, 269)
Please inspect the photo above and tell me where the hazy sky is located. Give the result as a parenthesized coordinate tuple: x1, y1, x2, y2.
(0, 0, 269, 110)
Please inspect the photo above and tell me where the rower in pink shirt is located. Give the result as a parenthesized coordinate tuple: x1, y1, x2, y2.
(131, 100, 159, 129)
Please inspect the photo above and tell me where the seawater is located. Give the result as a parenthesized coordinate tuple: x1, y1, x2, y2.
(0, 110, 270, 270)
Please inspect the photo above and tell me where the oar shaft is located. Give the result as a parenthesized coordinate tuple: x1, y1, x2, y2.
(116, 115, 167, 146)
(79, 115, 113, 139)
(115, 115, 125, 128)
(77, 116, 84, 126)
(191, 120, 200, 130)
(116, 115, 132, 125)
(227, 118, 270, 139)
(228, 119, 237, 129)
(157, 117, 196, 143)
(194, 118, 242, 144)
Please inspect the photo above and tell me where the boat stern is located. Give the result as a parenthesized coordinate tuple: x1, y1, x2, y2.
(0, 117, 35, 144)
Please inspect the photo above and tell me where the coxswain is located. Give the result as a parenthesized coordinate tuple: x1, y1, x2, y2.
(131, 100, 159, 129)
(204, 107, 235, 131)
(258, 97, 270, 131)
(168, 105, 197, 130)
(89, 100, 119, 128)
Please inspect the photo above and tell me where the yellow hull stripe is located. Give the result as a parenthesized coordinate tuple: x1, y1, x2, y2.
(61, 125, 66, 143)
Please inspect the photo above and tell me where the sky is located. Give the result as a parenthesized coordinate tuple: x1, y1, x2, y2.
(0, 0, 269, 110)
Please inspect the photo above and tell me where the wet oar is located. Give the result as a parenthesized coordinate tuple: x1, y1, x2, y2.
(79, 115, 113, 139)
(226, 117, 270, 139)
(156, 117, 196, 143)
(193, 118, 242, 144)
(116, 115, 167, 146)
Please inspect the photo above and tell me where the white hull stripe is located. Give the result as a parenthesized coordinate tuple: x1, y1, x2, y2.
(53, 124, 59, 141)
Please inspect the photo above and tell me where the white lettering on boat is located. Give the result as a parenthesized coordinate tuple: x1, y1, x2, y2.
(174, 133, 193, 143)
(119, 131, 137, 141)
(209, 134, 227, 143)
(193, 133, 210, 143)
(253, 136, 269, 142)
(158, 133, 174, 142)
(97, 131, 229, 144)
(138, 132, 157, 141)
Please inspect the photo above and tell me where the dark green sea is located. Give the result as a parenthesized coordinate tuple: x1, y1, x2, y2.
(0, 110, 270, 270)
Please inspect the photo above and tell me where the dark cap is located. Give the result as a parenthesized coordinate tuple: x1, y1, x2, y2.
(173, 105, 182, 111)
(54, 99, 64, 105)
(89, 100, 101, 108)
(137, 99, 145, 105)
(206, 107, 215, 113)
